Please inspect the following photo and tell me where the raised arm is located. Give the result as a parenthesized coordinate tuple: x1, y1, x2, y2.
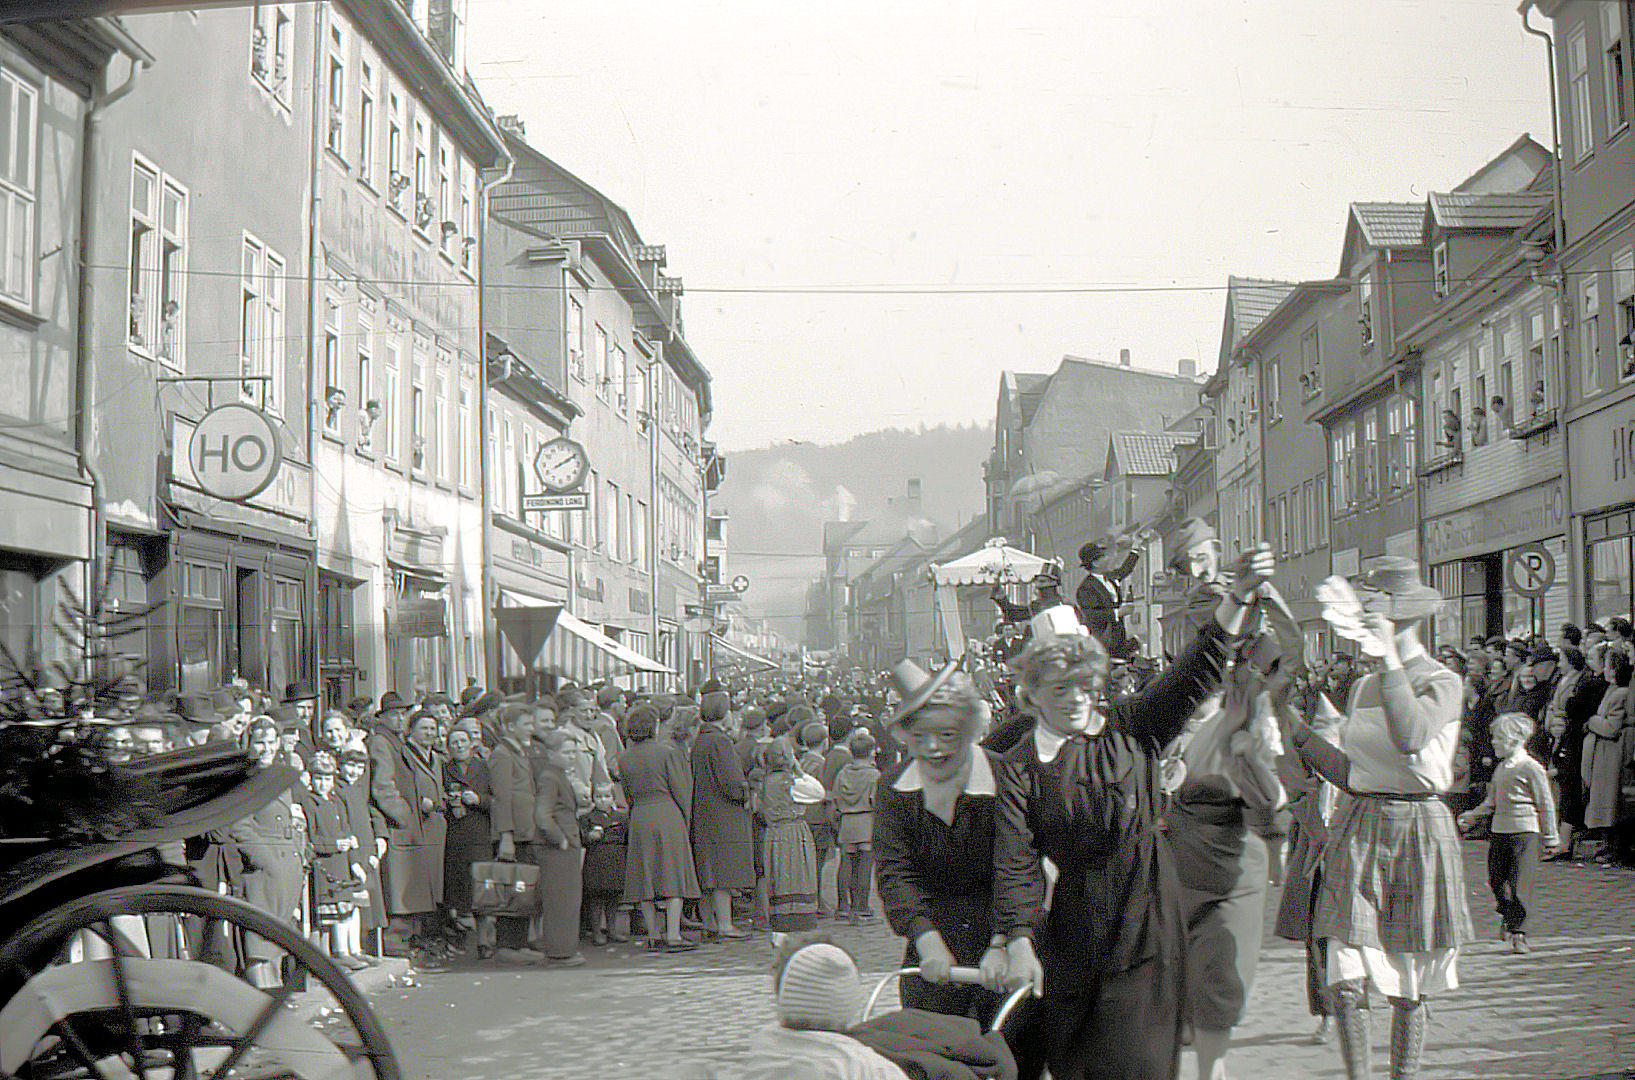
(1111, 622, 1232, 746)
(1377, 666, 1463, 755)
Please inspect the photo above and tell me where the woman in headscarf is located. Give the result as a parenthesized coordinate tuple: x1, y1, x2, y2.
(229, 716, 306, 987)
(993, 545, 1274, 1080)
(1293, 558, 1474, 1080)
(441, 721, 490, 939)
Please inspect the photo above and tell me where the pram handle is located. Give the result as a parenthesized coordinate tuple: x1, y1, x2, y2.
(863, 967, 1031, 1033)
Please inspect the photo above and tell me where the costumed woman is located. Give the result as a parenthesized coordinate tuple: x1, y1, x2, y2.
(1159, 519, 1293, 1080)
(873, 658, 1021, 1056)
(1294, 558, 1474, 1080)
(994, 544, 1276, 1080)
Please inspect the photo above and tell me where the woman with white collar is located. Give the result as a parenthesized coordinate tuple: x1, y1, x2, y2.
(993, 544, 1273, 1080)
(873, 659, 1011, 1029)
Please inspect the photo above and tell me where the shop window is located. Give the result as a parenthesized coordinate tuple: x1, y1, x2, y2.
(179, 560, 224, 692)
(268, 575, 304, 704)
(1589, 534, 1633, 627)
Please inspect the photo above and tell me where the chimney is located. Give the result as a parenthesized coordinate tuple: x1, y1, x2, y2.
(906, 478, 922, 515)
(1119, 348, 1131, 367)
(496, 114, 525, 140)
(1178, 357, 1196, 379)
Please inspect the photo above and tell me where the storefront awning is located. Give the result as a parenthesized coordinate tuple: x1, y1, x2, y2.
(710, 635, 780, 673)
(493, 604, 674, 681)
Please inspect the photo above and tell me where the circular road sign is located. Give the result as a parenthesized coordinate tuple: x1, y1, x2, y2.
(1506, 543, 1555, 598)
(189, 404, 282, 502)
(730, 574, 750, 594)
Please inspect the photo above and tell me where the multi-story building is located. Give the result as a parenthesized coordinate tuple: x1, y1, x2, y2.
(1310, 201, 1435, 584)
(1410, 172, 1564, 645)
(0, 20, 148, 669)
(1093, 430, 1197, 654)
(484, 122, 712, 688)
(1237, 278, 1349, 652)
(306, 1, 506, 706)
(1527, 2, 1635, 628)
(87, 6, 339, 698)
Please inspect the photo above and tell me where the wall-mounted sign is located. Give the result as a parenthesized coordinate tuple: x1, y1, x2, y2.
(523, 491, 588, 512)
(188, 404, 282, 501)
(393, 596, 447, 638)
(533, 437, 589, 494)
(731, 574, 750, 594)
(1506, 543, 1556, 597)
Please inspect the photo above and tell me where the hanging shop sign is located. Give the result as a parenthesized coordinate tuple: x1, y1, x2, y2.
(393, 596, 447, 638)
(187, 404, 282, 502)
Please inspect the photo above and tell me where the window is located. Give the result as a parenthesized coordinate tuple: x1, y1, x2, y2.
(458, 160, 475, 273)
(321, 290, 340, 426)
(250, 3, 293, 108)
(387, 90, 404, 212)
(1299, 326, 1320, 394)
(1570, 25, 1593, 161)
(410, 364, 425, 470)
(1302, 479, 1315, 552)
(179, 560, 225, 693)
(412, 119, 430, 230)
(612, 344, 628, 414)
(594, 325, 610, 399)
(1332, 421, 1356, 512)
(437, 141, 453, 256)
(605, 479, 619, 556)
(1358, 270, 1374, 348)
(432, 372, 447, 478)
(1361, 412, 1379, 500)
(382, 332, 401, 460)
(1433, 241, 1449, 297)
(457, 381, 473, 487)
(586, 469, 599, 546)
(1387, 395, 1414, 492)
(1606, 4, 1628, 134)
(239, 233, 285, 413)
(325, 21, 346, 157)
(355, 307, 373, 420)
(358, 57, 376, 185)
(635, 499, 648, 571)
(0, 70, 38, 309)
(1582, 273, 1603, 398)
(626, 493, 636, 563)
(1314, 474, 1328, 546)
(500, 417, 515, 515)
(129, 159, 188, 365)
(1264, 356, 1280, 422)
(567, 295, 585, 380)
(634, 361, 651, 434)
(1617, 249, 1635, 384)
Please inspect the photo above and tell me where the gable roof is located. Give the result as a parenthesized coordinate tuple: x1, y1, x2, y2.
(1227, 276, 1297, 341)
(1352, 202, 1425, 248)
(1425, 190, 1552, 234)
(1108, 431, 1195, 478)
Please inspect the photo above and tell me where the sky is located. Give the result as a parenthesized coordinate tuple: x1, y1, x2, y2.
(465, 0, 1554, 453)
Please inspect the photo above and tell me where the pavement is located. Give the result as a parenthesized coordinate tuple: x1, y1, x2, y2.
(365, 843, 1635, 1080)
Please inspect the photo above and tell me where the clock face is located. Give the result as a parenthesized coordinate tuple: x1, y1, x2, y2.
(534, 438, 588, 493)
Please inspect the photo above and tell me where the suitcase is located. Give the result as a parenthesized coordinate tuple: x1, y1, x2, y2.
(471, 860, 541, 916)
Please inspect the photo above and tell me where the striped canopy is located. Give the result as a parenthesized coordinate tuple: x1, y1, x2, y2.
(493, 605, 674, 682)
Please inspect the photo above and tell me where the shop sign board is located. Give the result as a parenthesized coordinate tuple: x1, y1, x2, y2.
(1422, 479, 1565, 563)
(522, 492, 588, 512)
(1506, 543, 1556, 597)
(188, 405, 282, 501)
(394, 596, 447, 638)
(1571, 394, 1635, 513)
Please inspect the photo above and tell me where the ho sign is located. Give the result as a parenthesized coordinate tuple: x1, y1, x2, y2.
(189, 404, 282, 501)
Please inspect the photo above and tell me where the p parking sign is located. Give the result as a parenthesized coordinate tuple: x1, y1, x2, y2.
(189, 404, 282, 502)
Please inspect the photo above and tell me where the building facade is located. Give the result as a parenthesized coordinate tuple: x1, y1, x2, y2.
(0, 20, 146, 671)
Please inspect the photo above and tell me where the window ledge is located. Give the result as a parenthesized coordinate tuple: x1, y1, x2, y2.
(1418, 449, 1463, 477)
(320, 428, 346, 446)
(0, 298, 44, 330)
(1507, 409, 1559, 441)
(325, 146, 349, 171)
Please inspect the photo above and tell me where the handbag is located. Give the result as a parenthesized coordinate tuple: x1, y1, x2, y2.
(470, 860, 541, 916)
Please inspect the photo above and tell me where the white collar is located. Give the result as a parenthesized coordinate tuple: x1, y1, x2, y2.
(893, 747, 996, 796)
(1032, 715, 1104, 763)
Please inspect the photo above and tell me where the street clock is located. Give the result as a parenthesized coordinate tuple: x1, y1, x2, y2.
(533, 437, 589, 494)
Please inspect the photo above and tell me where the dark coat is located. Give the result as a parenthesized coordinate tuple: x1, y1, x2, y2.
(442, 756, 492, 911)
(338, 776, 383, 927)
(229, 782, 305, 960)
(484, 738, 537, 845)
(1555, 672, 1607, 829)
(301, 788, 359, 915)
(371, 731, 447, 915)
(1073, 551, 1140, 659)
(690, 724, 756, 889)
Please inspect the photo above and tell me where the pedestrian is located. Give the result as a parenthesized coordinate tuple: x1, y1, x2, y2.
(302, 751, 370, 971)
(478, 703, 542, 963)
(1293, 559, 1474, 1080)
(620, 703, 702, 951)
(582, 793, 630, 944)
(1581, 648, 1632, 863)
(1548, 646, 1605, 859)
(230, 717, 306, 988)
(795, 713, 837, 917)
(995, 542, 1272, 1080)
(759, 738, 823, 936)
(532, 727, 588, 967)
(336, 747, 382, 953)
(389, 709, 449, 954)
(1458, 712, 1560, 953)
(832, 729, 880, 925)
(690, 690, 754, 939)
(441, 723, 490, 942)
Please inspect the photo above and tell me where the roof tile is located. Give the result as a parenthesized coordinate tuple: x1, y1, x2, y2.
(1352, 201, 1425, 248)
(1112, 431, 1196, 477)
(1427, 191, 1551, 231)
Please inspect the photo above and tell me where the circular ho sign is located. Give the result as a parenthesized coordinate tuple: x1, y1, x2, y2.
(189, 404, 282, 501)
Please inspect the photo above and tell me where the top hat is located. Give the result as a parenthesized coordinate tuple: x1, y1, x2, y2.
(886, 658, 961, 728)
(1164, 517, 1218, 570)
(282, 680, 317, 703)
(1355, 557, 1444, 621)
(1078, 541, 1106, 570)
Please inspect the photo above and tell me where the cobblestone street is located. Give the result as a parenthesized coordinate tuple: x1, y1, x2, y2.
(374, 843, 1635, 1080)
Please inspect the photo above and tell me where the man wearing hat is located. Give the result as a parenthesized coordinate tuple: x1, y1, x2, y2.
(364, 691, 420, 958)
(1073, 536, 1141, 660)
(1165, 517, 1230, 633)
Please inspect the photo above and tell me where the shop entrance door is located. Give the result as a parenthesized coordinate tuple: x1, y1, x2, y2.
(236, 566, 264, 690)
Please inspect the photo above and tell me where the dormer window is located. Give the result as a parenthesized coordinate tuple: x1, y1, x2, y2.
(1359, 270, 1375, 348)
(1433, 242, 1449, 298)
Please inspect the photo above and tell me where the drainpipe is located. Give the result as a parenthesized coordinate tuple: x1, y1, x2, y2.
(1520, 2, 1578, 621)
(475, 147, 514, 687)
(77, 51, 149, 606)
(307, 6, 325, 702)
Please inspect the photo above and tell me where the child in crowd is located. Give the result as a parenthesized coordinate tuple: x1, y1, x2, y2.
(337, 748, 383, 950)
(739, 936, 907, 1080)
(1459, 711, 1560, 954)
(832, 729, 881, 924)
(302, 752, 370, 971)
(759, 740, 825, 936)
(582, 792, 630, 945)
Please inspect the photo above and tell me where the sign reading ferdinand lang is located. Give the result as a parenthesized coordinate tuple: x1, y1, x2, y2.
(188, 404, 282, 502)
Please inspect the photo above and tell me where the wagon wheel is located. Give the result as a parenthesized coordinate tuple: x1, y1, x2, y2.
(0, 884, 401, 1080)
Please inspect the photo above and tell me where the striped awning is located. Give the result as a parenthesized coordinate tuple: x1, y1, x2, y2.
(493, 604, 673, 681)
(710, 635, 780, 673)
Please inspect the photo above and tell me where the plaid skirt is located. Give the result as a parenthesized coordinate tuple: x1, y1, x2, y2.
(1312, 793, 1474, 954)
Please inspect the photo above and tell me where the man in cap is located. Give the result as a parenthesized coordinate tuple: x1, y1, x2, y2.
(1165, 517, 1231, 636)
(284, 680, 319, 731)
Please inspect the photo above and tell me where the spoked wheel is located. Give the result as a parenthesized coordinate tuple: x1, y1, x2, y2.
(0, 884, 401, 1080)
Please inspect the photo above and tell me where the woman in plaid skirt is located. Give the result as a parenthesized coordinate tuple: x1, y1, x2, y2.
(1293, 559, 1475, 1080)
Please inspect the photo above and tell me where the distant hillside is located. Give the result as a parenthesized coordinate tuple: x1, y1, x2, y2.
(714, 423, 992, 637)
